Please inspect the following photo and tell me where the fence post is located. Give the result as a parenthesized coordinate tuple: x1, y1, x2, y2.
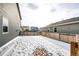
(71, 42, 78, 56)
(70, 34, 79, 56)
(76, 34, 79, 55)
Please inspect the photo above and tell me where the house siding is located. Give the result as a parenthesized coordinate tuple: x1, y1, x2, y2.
(0, 3, 20, 47)
(56, 23, 79, 34)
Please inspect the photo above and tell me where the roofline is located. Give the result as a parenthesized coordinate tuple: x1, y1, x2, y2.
(46, 17, 79, 27)
(52, 20, 79, 27)
(16, 3, 22, 20)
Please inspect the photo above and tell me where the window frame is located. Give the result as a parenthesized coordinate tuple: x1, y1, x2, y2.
(2, 16, 9, 34)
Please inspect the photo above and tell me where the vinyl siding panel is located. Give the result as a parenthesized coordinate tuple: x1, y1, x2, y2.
(57, 23, 79, 34)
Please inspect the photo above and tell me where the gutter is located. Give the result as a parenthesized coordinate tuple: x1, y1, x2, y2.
(16, 3, 22, 20)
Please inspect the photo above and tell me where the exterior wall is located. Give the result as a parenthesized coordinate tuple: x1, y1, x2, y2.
(0, 3, 20, 47)
(56, 23, 79, 34)
(0, 12, 2, 45)
(40, 27, 50, 32)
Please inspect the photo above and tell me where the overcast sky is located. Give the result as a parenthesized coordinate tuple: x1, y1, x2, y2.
(19, 3, 79, 28)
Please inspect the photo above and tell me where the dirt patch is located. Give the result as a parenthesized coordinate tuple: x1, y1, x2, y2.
(33, 47, 48, 56)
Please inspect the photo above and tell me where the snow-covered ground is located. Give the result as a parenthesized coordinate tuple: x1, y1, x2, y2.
(0, 36, 70, 56)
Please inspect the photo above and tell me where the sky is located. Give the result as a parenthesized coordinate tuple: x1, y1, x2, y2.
(19, 3, 79, 28)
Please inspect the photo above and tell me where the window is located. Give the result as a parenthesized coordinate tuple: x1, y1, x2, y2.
(3, 26, 8, 32)
(2, 16, 9, 34)
(54, 28, 57, 32)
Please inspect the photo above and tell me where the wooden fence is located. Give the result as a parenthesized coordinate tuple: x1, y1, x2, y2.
(19, 31, 40, 36)
(41, 32, 76, 43)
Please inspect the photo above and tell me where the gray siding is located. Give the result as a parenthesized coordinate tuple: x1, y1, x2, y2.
(0, 4, 20, 47)
(41, 22, 79, 34)
(56, 23, 79, 34)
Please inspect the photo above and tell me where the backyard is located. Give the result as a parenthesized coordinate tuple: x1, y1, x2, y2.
(0, 36, 70, 56)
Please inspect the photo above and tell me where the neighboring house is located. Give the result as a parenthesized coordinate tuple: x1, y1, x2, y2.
(30, 27, 39, 32)
(21, 26, 39, 32)
(21, 26, 29, 31)
(0, 3, 21, 47)
(40, 17, 79, 34)
(40, 27, 49, 32)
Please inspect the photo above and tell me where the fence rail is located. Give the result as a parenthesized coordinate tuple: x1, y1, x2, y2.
(19, 31, 40, 36)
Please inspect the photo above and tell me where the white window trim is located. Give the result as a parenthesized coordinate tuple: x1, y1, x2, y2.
(2, 16, 9, 34)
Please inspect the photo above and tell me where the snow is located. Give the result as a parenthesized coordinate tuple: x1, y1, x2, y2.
(0, 36, 70, 56)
